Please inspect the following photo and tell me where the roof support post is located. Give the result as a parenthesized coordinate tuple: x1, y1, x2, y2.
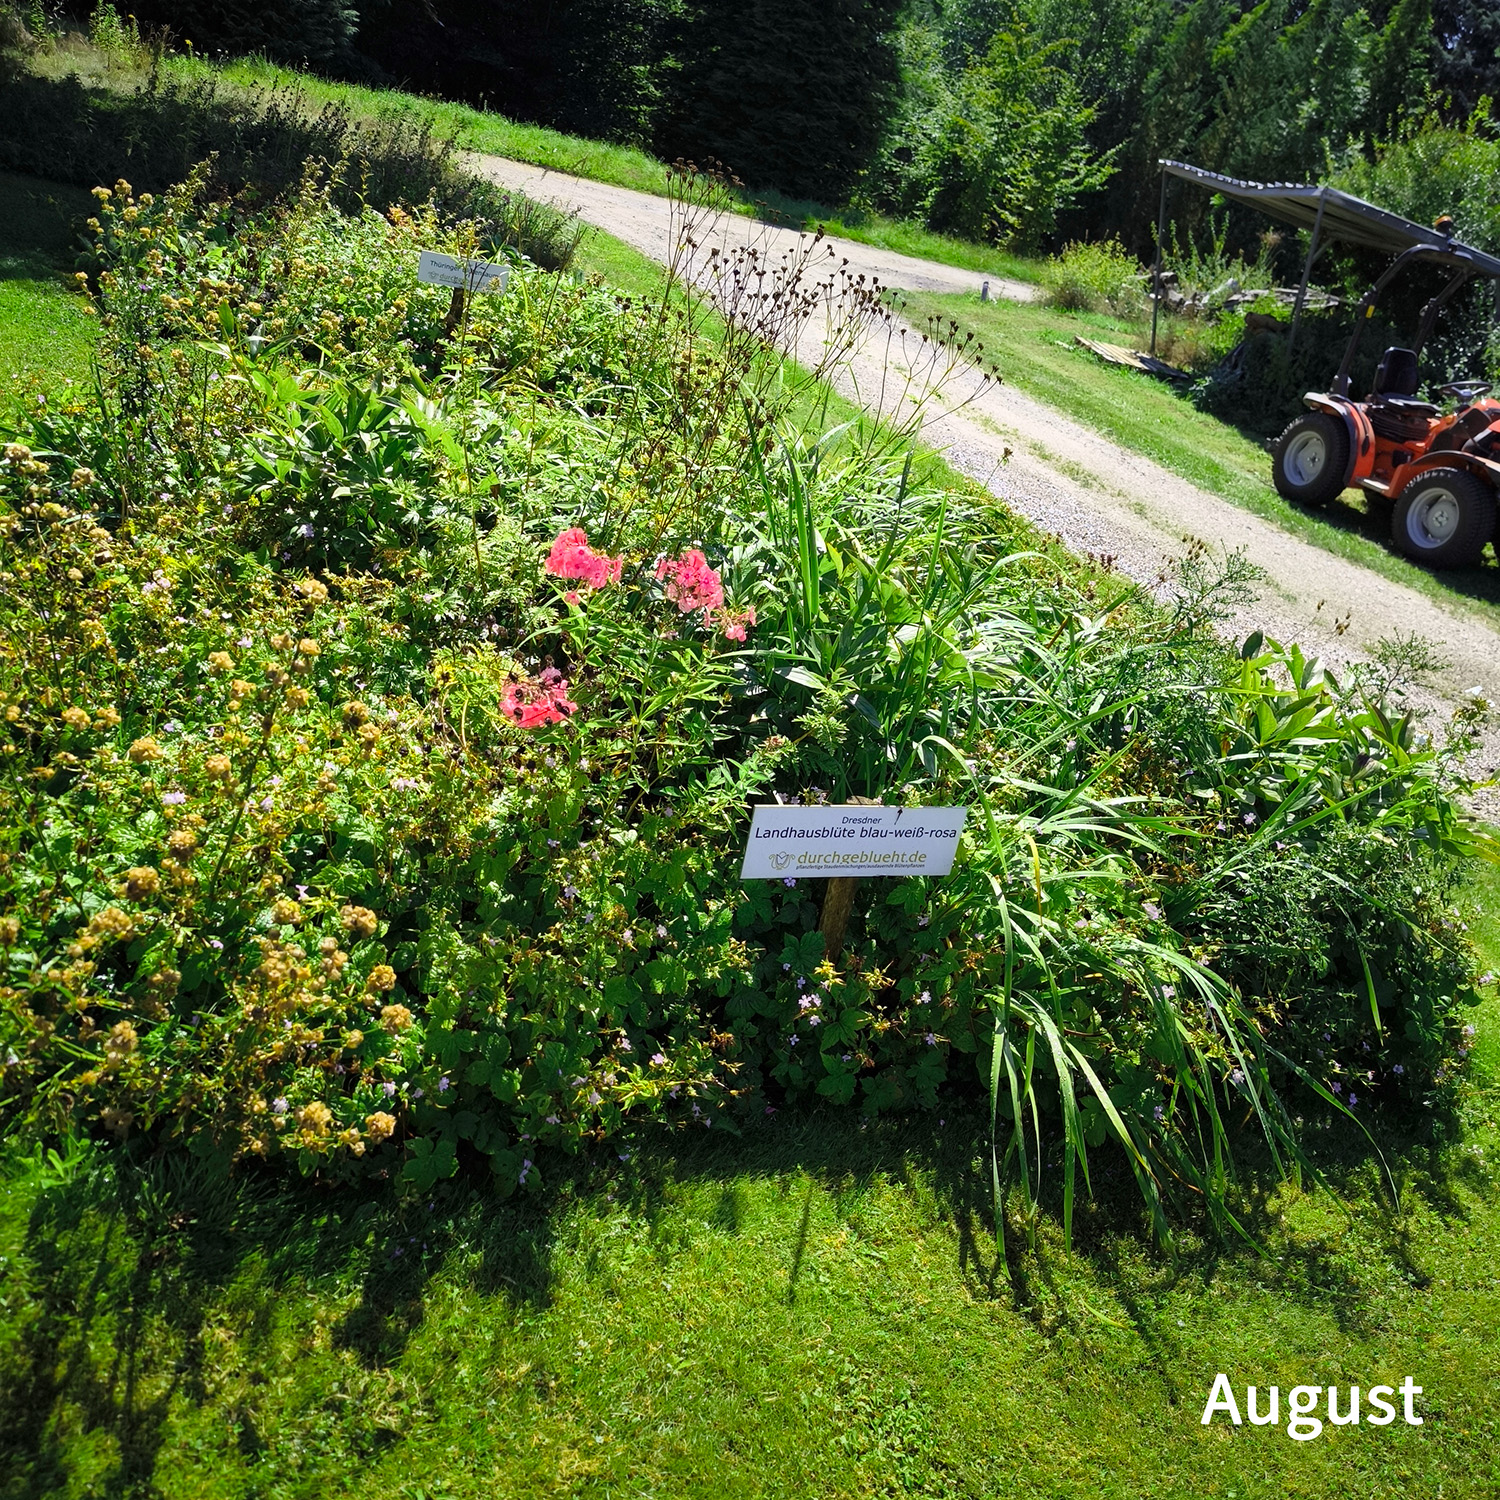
(1151, 167, 1169, 357)
(1287, 190, 1327, 360)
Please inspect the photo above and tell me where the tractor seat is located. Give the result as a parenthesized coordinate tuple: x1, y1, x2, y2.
(1368, 347, 1438, 419)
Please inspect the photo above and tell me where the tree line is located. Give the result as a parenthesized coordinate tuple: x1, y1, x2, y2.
(111, 0, 1500, 252)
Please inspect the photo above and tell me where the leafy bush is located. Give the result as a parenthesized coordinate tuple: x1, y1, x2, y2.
(0, 170, 1488, 1243)
(1190, 308, 1404, 437)
(1040, 238, 1143, 315)
(876, 23, 1114, 250)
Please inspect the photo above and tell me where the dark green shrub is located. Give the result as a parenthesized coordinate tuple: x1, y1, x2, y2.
(1190, 310, 1403, 437)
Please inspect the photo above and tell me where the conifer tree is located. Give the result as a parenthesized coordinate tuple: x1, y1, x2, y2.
(661, 0, 907, 201)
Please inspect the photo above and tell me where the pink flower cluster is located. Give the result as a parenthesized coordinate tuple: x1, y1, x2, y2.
(501, 667, 578, 729)
(546, 528, 622, 591)
(656, 549, 724, 615)
(719, 606, 757, 642)
(655, 549, 756, 640)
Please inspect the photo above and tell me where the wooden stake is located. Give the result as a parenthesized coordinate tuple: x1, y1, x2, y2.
(442, 285, 467, 338)
(819, 876, 859, 961)
(818, 796, 878, 962)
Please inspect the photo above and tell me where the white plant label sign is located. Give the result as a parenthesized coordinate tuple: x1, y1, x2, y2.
(417, 250, 510, 293)
(740, 804, 968, 880)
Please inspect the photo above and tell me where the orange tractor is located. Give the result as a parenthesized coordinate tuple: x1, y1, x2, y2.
(1272, 232, 1500, 567)
(1152, 163, 1500, 568)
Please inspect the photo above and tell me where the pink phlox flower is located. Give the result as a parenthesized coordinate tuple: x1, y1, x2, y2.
(545, 527, 622, 591)
(501, 665, 578, 730)
(717, 605, 757, 642)
(656, 549, 724, 616)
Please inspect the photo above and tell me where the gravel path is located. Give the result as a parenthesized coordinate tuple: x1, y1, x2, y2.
(477, 156, 1500, 804)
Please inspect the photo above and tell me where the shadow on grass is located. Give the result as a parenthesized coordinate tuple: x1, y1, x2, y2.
(0, 1092, 1490, 1494)
(0, 70, 581, 270)
(0, 172, 93, 282)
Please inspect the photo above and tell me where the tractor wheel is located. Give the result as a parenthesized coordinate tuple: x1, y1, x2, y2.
(1391, 468, 1496, 568)
(1272, 412, 1350, 504)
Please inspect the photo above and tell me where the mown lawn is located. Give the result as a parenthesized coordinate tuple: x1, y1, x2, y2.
(903, 288, 1500, 632)
(0, 172, 96, 389)
(193, 56, 1039, 282)
(2, 988, 1497, 1500)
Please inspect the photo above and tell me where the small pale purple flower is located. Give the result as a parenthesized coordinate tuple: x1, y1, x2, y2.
(782, 877, 797, 887)
(1243, 812, 1258, 826)
(382, 1080, 397, 1096)
(411, 1087, 423, 1099)
(438, 1076, 451, 1092)
(1392, 1063, 1404, 1076)
(272, 1097, 288, 1115)
(925, 1032, 938, 1046)
(788, 1035, 798, 1047)
(587, 1090, 602, 1106)
(1347, 1092, 1358, 1106)
(298, 524, 315, 539)
(1143, 901, 1162, 921)
(656, 925, 668, 938)
(650, 1052, 666, 1066)
(162, 790, 187, 805)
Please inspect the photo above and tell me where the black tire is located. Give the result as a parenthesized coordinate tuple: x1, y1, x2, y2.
(1391, 468, 1496, 568)
(1272, 411, 1351, 504)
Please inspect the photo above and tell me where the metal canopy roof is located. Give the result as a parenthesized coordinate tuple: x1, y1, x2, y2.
(1160, 159, 1500, 279)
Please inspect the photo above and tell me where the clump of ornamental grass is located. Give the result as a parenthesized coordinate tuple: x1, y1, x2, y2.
(0, 166, 1489, 1247)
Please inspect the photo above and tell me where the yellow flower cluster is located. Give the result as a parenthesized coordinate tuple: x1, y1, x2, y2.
(104, 1020, 138, 1067)
(365, 964, 398, 994)
(341, 903, 378, 939)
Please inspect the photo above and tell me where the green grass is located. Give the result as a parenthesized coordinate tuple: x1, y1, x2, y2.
(3, 986, 1497, 1499)
(903, 289, 1500, 632)
(0, 172, 96, 388)
(195, 56, 1038, 282)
